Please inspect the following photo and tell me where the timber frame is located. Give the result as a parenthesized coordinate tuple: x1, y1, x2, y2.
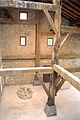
(0, 0, 80, 117)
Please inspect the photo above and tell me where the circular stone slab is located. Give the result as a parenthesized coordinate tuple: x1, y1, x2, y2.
(17, 87, 33, 100)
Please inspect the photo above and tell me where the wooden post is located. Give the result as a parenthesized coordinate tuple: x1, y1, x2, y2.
(47, 0, 61, 106)
(44, 0, 61, 117)
(34, 11, 41, 85)
(36, 11, 41, 67)
(0, 24, 2, 68)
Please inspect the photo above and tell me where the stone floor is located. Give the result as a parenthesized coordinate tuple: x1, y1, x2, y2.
(0, 83, 80, 120)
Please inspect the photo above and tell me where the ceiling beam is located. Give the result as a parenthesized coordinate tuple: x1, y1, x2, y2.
(62, 11, 76, 20)
(0, 1, 57, 11)
(62, 2, 80, 16)
(70, 19, 80, 25)
(62, 13, 73, 21)
(64, 0, 80, 12)
(62, 7, 79, 19)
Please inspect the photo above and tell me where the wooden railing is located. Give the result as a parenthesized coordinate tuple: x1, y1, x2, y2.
(0, 65, 80, 92)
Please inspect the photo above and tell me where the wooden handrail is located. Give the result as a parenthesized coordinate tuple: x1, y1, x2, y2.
(0, 67, 53, 76)
(53, 64, 80, 91)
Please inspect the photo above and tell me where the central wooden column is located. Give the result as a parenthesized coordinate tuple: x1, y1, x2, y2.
(44, 0, 61, 116)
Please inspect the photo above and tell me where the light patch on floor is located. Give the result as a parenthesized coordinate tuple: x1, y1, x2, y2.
(0, 84, 80, 120)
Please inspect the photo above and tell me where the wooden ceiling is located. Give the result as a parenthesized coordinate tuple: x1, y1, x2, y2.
(62, 0, 80, 26)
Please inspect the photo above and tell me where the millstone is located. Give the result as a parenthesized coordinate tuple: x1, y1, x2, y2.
(17, 87, 33, 100)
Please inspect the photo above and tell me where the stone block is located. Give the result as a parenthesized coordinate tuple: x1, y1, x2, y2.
(44, 103, 57, 117)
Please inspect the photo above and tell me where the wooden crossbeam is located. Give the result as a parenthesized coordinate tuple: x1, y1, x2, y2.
(42, 5, 56, 33)
(0, 67, 53, 76)
(54, 64, 80, 91)
(0, 1, 57, 11)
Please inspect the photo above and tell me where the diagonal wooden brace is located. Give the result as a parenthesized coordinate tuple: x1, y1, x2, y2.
(42, 5, 57, 34)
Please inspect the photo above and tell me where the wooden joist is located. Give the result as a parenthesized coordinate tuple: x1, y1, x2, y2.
(42, 5, 56, 33)
(0, 1, 57, 11)
(0, 67, 53, 76)
(54, 64, 80, 91)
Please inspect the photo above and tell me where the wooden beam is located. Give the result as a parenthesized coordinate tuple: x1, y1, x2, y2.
(54, 64, 80, 91)
(56, 78, 65, 93)
(3, 54, 80, 60)
(62, 10, 76, 20)
(62, 2, 80, 16)
(70, 19, 80, 25)
(36, 72, 49, 96)
(58, 32, 72, 50)
(0, 67, 53, 76)
(0, 1, 57, 11)
(55, 75, 61, 86)
(47, 0, 61, 106)
(2, 55, 36, 60)
(62, 7, 79, 19)
(62, 12, 73, 21)
(35, 11, 41, 67)
(65, 0, 80, 13)
(42, 5, 56, 34)
(61, 26, 80, 34)
(0, 18, 37, 25)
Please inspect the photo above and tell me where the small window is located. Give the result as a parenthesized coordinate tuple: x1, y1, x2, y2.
(20, 12, 28, 20)
(20, 36, 26, 46)
(48, 38, 53, 46)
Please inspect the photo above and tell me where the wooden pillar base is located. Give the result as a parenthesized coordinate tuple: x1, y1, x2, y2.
(33, 79, 41, 86)
(33, 73, 41, 86)
(44, 103, 57, 117)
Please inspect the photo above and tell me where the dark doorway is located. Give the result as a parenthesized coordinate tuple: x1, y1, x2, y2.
(43, 74, 50, 83)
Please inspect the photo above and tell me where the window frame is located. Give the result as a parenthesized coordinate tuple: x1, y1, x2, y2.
(47, 38, 53, 46)
(19, 12, 28, 20)
(20, 36, 26, 46)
